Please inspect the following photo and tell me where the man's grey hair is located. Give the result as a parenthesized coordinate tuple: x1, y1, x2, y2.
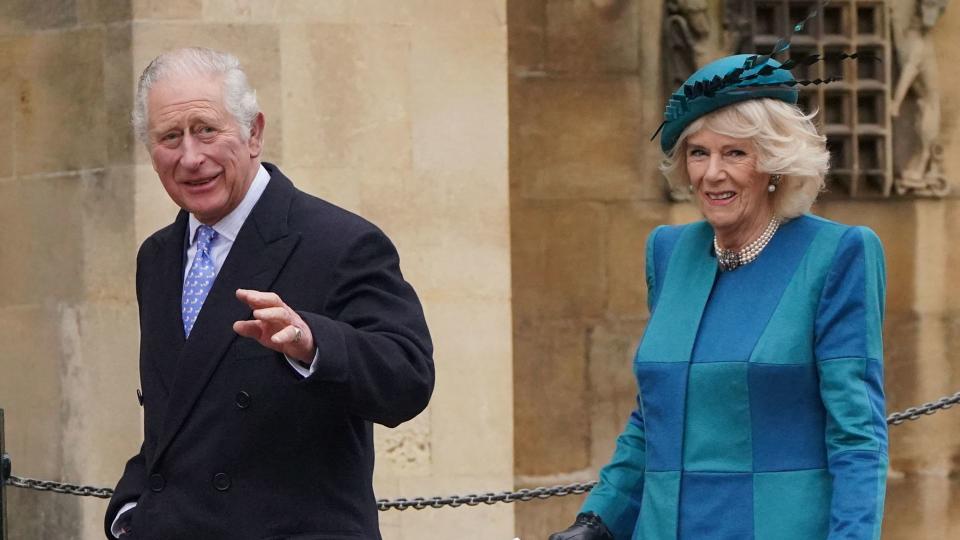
(133, 47, 260, 145)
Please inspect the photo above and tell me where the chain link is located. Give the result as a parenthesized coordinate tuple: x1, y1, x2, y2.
(375, 482, 598, 511)
(6, 476, 114, 499)
(885, 390, 960, 425)
(4, 390, 960, 509)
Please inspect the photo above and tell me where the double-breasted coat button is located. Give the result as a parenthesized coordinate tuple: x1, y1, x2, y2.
(235, 391, 251, 409)
(213, 472, 231, 491)
(149, 473, 165, 492)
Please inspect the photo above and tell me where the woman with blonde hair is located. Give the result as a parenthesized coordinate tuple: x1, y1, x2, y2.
(550, 52, 888, 540)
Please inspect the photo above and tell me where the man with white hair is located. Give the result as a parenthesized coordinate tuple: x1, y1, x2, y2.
(104, 47, 435, 539)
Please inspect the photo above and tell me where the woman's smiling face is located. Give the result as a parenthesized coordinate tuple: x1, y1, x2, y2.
(685, 128, 773, 245)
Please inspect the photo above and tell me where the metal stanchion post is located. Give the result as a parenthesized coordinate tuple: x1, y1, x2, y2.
(1, 408, 8, 540)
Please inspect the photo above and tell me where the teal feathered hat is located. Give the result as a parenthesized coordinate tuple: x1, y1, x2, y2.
(658, 55, 799, 154)
(653, 0, 871, 153)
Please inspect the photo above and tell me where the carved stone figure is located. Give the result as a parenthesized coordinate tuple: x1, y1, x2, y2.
(890, 0, 952, 197)
(723, 0, 755, 56)
(664, 0, 716, 91)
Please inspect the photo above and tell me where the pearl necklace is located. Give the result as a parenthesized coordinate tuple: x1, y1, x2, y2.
(714, 216, 781, 272)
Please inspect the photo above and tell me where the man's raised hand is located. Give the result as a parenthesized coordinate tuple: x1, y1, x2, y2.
(233, 289, 315, 364)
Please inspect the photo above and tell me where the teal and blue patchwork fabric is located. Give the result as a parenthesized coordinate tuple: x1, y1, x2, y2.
(581, 215, 888, 539)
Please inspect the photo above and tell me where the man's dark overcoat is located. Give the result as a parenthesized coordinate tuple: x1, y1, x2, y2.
(105, 163, 434, 540)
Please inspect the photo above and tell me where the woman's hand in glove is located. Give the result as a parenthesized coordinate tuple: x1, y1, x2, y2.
(548, 512, 614, 540)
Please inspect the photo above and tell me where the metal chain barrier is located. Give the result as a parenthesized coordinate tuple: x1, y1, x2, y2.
(4, 477, 113, 499)
(4, 390, 960, 510)
(376, 482, 599, 512)
(885, 390, 960, 425)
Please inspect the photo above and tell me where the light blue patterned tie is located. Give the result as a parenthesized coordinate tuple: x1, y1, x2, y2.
(182, 225, 218, 337)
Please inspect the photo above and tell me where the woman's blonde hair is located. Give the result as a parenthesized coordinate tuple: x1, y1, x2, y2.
(659, 98, 829, 219)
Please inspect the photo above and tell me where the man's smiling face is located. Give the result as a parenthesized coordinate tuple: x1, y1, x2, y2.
(147, 74, 263, 225)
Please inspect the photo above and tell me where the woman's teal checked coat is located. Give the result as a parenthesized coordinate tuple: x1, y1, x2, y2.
(581, 215, 888, 540)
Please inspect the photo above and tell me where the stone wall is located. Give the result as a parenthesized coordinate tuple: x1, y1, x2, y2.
(509, 1, 960, 538)
(0, 1, 139, 538)
(1, 1, 512, 539)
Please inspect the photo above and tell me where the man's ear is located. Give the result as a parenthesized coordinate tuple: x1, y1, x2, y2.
(247, 112, 265, 158)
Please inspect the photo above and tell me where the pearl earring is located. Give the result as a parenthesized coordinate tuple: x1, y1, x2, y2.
(768, 174, 782, 193)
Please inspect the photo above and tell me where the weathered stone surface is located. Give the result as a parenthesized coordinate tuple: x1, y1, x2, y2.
(885, 475, 960, 540)
(379, 474, 515, 539)
(587, 320, 644, 469)
(410, 22, 508, 176)
(404, 0, 505, 27)
(942, 200, 960, 309)
(512, 200, 608, 321)
(0, 304, 82, 539)
(201, 0, 415, 24)
(932, 6, 960, 193)
(507, 0, 545, 71)
(883, 311, 922, 414)
(201, 0, 276, 21)
(544, 0, 640, 74)
(374, 412, 431, 475)
(6, 490, 83, 540)
(279, 164, 364, 215)
(514, 493, 587, 540)
(883, 310, 924, 471)
(605, 201, 668, 317)
(132, 0, 201, 19)
(78, 0, 133, 24)
(279, 23, 410, 171)
(0, 174, 84, 306)
(362, 170, 510, 302)
(0, 305, 64, 475)
(0, 0, 77, 33)
(511, 78, 647, 202)
(133, 163, 181, 243)
(104, 23, 135, 166)
(292, 165, 512, 303)
(61, 302, 141, 539)
(514, 318, 590, 475)
(81, 167, 137, 302)
(427, 298, 513, 476)
(14, 28, 108, 175)
(0, 38, 14, 178)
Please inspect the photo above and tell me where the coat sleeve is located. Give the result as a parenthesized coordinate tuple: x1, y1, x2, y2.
(297, 227, 435, 428)
(103, 446, 146, 538)
(580, 406, 647, 539)
(579, 227, 663, 538)
(814, 226, 888, 540)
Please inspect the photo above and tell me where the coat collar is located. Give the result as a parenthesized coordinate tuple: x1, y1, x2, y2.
(151, 163, 302, 467)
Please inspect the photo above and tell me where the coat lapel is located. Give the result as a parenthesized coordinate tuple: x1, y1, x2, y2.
(144, 212, 189, 394)
(152, 169, 301, 467)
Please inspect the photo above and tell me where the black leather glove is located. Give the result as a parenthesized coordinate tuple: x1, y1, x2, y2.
(548, 512, 615, 540)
